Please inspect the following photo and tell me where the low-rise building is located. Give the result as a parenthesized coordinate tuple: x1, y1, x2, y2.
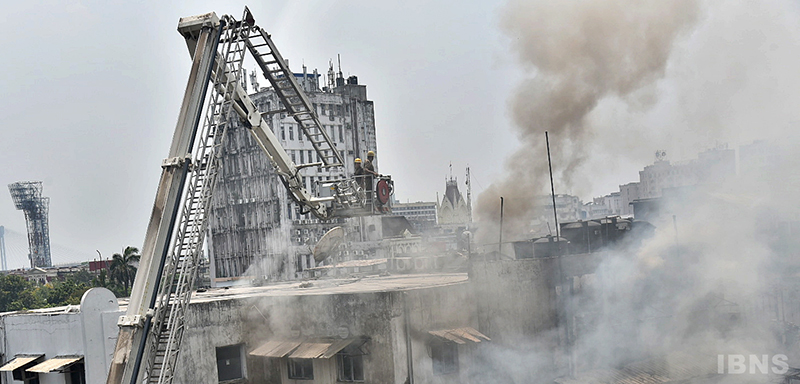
(0, 288, 122, 384)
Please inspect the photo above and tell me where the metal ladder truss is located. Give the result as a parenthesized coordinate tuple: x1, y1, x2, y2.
(243, 27, 344, 168)
(142, 11, 249, 384)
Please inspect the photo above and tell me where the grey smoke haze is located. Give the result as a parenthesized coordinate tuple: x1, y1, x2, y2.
(472, 0, 800, 379)
(476, 0, 700, 244)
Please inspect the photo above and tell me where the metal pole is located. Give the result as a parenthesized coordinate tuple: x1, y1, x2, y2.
(499, 197, 504, 253)
(546, 132, 559, 239)
(546, 131, 572, 376)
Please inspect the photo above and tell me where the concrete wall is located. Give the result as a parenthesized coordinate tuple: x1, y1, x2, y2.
(170, 279, 479, 384)
(470, 258, 564, 384)
(403, 283, 482, 384)
(0, 287, 120, 384)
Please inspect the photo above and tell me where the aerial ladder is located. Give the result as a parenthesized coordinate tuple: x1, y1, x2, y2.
(107, 8, 392, 384)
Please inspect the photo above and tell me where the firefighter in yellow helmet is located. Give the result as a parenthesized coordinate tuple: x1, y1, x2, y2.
(362, 151, 378, 202)
(354, 158, 365, 188)
(363, 151, 377, 178)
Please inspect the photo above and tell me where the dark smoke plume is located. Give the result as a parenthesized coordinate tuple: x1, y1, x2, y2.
(476, 0, 699, 244)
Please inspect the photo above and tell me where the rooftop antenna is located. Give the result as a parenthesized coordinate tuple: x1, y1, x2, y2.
(337, 54, 343, 80)
(328, 59, 336, 90)
(499, 197, 504, 253)
(466, 166, 472, 224)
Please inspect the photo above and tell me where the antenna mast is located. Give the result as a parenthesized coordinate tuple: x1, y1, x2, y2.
(466, 166, 472, 224)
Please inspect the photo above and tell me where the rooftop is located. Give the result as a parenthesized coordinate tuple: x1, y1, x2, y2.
(191, 272, 468, 303)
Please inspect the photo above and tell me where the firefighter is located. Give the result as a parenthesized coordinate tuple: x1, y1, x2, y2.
(354, 158, 365, 188)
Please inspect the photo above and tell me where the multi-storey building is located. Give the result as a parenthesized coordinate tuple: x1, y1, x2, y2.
(392, 201, 438, 230)
(207, 67, 380, 286)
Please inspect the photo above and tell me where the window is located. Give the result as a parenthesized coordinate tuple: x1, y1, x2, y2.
(300, 150, 305, 164)
(337, 348, 365, 382)
(339, 126, 343, 142)
(431, 342, 458, 375)
(12, 368, 39, 384)
(289, 126, 294, 141)
(65, 363, 86, 384)
(288, 358, 314, 380)
(216, 344, 245, 382)
(281, 126, 285, 140)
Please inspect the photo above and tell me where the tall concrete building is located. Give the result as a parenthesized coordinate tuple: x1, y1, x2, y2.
(207, 67, 380, 286)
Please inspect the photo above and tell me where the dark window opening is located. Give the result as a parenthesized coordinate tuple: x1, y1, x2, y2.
(216, 344, 245, 382)
(288, 358, 314, 380)
(337, 347, 364, 382)
(13, 368, 39, 384)
(65, 363, 86, 384)
(431, 342, 458, 375)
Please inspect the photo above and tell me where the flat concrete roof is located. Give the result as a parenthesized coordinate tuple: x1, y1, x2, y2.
(191, 272, 469, 303)
(0, 273, 468, 316)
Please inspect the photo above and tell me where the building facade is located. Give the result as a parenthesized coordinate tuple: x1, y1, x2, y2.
(0, 288, 121, 384)
(391, 201, 438, 231)
(208, 68, 380, 286)
(437, 178, 471, 234)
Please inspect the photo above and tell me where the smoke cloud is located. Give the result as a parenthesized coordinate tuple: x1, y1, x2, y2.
(471, 0, 800, 380)
(476, 0, 700, 243)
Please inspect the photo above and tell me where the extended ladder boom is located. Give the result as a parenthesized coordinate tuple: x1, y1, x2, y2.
(108, 8, 392, 384)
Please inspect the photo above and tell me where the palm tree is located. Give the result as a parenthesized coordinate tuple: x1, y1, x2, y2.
(110, 246, 140, 295)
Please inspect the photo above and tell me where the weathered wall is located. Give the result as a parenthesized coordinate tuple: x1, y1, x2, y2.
(0, 287, 120, 384)
(470, 258, 564, 384)
(173, 298, 251, 383)
(403, 283, 483, 384)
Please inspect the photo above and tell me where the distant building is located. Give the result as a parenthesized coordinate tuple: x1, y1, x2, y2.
(531, 194, 584, 236)
(208, 67, 380, 286)
(638, 147, 735, 199)
(606, 147, 736, 218)
(392, 201, 437, 230)
(437, 178, 471, 233)
(619, 182, 640, 216)
(585, 192, 623, 219)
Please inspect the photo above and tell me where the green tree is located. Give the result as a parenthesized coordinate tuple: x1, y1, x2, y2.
(110, 246, 140, 295)
(0, 275, 33, 311)
(44, 279, 90, 307)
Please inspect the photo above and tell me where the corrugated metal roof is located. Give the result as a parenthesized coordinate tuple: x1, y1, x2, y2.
(0, 355, 43, 371)
(249, 341, 301, 358)
(27, 356, 83, 373)
(320, 339, 361, 359)
(428, 327, 490, 344)
(251, 339, 366, 359)
(288, 343, 332, 359)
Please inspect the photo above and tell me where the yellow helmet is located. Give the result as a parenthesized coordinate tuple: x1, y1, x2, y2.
(367, 151, 375, 157)
(354, 158, 362, 164)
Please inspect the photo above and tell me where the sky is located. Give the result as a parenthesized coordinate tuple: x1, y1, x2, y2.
(0, 0, 522, 266)
(3, 0, 800, 266)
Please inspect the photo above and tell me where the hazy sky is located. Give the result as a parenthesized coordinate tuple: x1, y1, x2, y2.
(0, 0, 523, 266)
(3, 0, 799, 266)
